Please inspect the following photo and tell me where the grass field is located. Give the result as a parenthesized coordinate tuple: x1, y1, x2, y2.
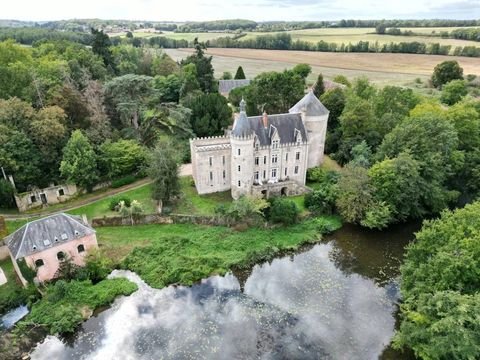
(243, 27, 479, 49)
(166, 48, 480, 87)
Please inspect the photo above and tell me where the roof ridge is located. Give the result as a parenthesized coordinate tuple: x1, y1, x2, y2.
(62, 213, 96, 233)
(13, 223, 29, 259)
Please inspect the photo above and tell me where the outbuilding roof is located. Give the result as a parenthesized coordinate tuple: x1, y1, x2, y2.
(5, 213, 95, 260)
(219, 79, 251, 94)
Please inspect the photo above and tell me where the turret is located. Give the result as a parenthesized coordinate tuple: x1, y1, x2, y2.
(289, 90, 329, 168)
(231, 99, 254, 199)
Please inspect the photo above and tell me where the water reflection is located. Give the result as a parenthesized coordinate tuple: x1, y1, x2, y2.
(31, 242, 400, 360)
(1, 305, 29, 330)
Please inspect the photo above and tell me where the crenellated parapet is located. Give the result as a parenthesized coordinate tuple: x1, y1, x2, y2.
(255, 140, 308, 151)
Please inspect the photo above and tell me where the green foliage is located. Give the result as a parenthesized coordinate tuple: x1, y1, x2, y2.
(20, 278, 137, 334)
(180, 38, 217, 93)
(395, 202, 480, 359)
(221, 71, 232, 80)
(349, 140, 372, 168)
(359, 201, 392, 229)
(234, 66, 246, 80)
(120, 217, 341, 289)
(0, 179, 15, 208)
(60, 130, 99, 192)
(267, 197, 300, 225)
(332, 75, 351, 87)
(91, 28, 114, 71)
(440, 79, 468, 105)
(99, 139, 146, 180)
(431, 60, 464, 88)
(148, 140, 180, 204)
(320, 87, 346, 154)
(16, 259, 36, 283)
(111, 175, 137, 188)
(304, 167, 339, 215)
(109, 196, 132, 211)
(84, 250, 114, 283)
(375, 23, 387, 34)
(182, 92, 232, 137)
(244, 69, 305, 115)
(313, 74, 325, 98)
(291, 63, 312, 79)
(216, 195, 269, 225)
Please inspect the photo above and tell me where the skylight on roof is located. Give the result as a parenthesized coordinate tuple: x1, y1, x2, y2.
(43, 239, 51, 246)
(61, 233, 68, 240)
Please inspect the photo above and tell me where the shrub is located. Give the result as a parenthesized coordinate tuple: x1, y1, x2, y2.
(306, 167, 339, 184)
(304, 187, 337, 215)
(111, 175, 137, 188)
(267, 197, 300, 225)
(109, 196, 132, 211)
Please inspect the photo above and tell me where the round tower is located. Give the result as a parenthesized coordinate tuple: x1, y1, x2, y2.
(230, 99, 255, 200)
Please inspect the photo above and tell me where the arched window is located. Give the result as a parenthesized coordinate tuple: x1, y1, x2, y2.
(77, 244, 85, 253)
(35, 259, 44, 267)
(57, 251, 65, 261)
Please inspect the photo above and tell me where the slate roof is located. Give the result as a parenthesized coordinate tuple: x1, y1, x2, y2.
(219, 79, 251, 94)
(247, 113, 307, 146)
(5, 213, 95, 260)
(289, 90, 329, 117)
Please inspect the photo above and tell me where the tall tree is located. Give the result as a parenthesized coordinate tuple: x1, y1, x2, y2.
(431, 60, 463, 88)
(148, 140, 180, 208)
(60, 130, 98, 192)
(234, 66, 246, 80)
(440, 79, 468, 105)
(180, 38, 216, 93)
(90, 28, 115, 72)
(313, 74, 325, 98)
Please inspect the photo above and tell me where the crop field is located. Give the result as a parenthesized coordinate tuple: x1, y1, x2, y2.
(243, 27, 479, 48)
(165, 48, 480, 87)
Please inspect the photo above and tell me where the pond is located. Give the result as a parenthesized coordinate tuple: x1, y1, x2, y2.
(31, 222, 420, 360)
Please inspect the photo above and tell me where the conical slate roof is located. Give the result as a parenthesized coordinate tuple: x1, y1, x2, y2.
(289, 90, 329, 116)
(232, 99, 253, 137)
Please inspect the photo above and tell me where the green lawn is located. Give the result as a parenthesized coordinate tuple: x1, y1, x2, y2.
(172, 177, 232, 215)
(98, 215, 342, 287)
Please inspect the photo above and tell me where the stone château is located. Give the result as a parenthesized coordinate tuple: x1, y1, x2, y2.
(190, 91, 329, 199)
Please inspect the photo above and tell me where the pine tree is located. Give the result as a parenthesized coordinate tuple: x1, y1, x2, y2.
(234, 66, 246, 80)
(313, 74, 325, 98)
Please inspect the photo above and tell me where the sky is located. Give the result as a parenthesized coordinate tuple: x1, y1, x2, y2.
(2, 0, 479, 22)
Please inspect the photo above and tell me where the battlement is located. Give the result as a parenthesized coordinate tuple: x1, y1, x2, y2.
(256, 141, 308, 151)
(230, 134, 255, 141)
(190, 135, 230, 146)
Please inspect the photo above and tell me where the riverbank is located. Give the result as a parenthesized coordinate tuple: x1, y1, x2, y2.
(0, 216, 341, 359)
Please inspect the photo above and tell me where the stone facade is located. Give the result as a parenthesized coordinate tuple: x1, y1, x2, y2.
(190, 91, 329, 199)
(14, 184, 78, 212)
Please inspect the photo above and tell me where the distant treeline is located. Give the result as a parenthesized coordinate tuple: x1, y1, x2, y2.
(207, 33, 480, 57)
(0, 27, 93, 45)
(450, 28, 480, 41)
(176, 19, 257, 32)
(255, 19, 480, 32)
(382, 27, 480, 42)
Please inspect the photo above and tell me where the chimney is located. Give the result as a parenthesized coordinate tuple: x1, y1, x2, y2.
(262, 111, 268, 128)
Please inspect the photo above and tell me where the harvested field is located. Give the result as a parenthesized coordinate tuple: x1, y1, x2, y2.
(165, 48, 480, 87)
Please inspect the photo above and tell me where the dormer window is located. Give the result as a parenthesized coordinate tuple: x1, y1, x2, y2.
(272, 140, 279, 149)
(61, 233, 68, 240)
(43, 239, 51, 247)
(74, 230, 80, 237)
(32, 245, 37, 250)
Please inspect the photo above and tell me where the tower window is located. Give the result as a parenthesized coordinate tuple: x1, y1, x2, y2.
(238, 180, 241, 187)
(271, 168, 277, 179)
(222, 156, 225, 165)
(209, 157, 213, 166)
(285, 153, 288, 162)
(254, 171, 259, 182)
(209, 171, 213, 181)
(285, 168, 288, 176)
(263, 170, 266, 179)
(223, 170, 226, 179)
(296, 152, 300, 161)
(272, 140, 279, 149)
(263, 156, 267, 165)
(255, 157, 259, 166)
(238, 165, 241, 172)
(294, 166, 299, 174)
(238, 149, 241, 156)
(272, 154, 278, 164)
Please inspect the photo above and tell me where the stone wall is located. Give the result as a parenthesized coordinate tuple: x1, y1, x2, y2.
(92, 213, 228, 227)
(14, 184, 78, 212)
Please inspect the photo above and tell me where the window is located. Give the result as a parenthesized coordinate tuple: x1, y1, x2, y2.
(285, 168, 288, 176)
(255, 143, 259, 151)
(209, 172, 213, 181)
(264, 156, 267, 165)
(294, 166, 299, 174)
(272, 139, 279, 149)
(74, 230, 80, 237)
(57, 252, 65, 261)
(238, 180, 241, 187)
(238, 165, 241, 172)
(238, 149, 241, 156)
(296, 152, 301, 161)
(271, 168, 277, 178)
(35, 259, 44, 267)
(209, 157, 213, 166)
(77, 245, 85, 253)
(263, 170, 266, 179)
(30, 196, 37, 203)
(58, 188, 65, 196)
(272, 154, 278, 164)
(255, 157, 259, 166)
(61, 233, 68, 240)
(254, 171, 259, 182)
(222, 156, 225, 165)
(285, 153, 288, 162)
(223, 170, 226, 179)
